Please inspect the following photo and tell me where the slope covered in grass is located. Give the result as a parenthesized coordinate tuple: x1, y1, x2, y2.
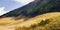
(0, 12, 60, 30)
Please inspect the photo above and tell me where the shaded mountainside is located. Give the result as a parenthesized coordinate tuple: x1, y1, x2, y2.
(0, 0, 60, 18)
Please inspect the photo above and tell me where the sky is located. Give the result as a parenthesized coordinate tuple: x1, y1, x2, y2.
(0, 0, 34, 16)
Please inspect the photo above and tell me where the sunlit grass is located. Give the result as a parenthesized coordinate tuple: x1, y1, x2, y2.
(0, 12, 60, 30)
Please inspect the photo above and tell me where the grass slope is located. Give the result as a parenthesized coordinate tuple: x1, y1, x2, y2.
(0, 12, 60, 30)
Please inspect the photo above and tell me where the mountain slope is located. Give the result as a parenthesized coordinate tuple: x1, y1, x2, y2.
(0, 0, 60, 18)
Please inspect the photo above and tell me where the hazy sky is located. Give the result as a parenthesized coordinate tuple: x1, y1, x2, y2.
(0, 0, 34, 16)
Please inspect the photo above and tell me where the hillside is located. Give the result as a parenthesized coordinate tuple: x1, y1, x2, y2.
(0, 0, 60, 30)
(0, 0, 60, 18)
(0, 12, 60, 30)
